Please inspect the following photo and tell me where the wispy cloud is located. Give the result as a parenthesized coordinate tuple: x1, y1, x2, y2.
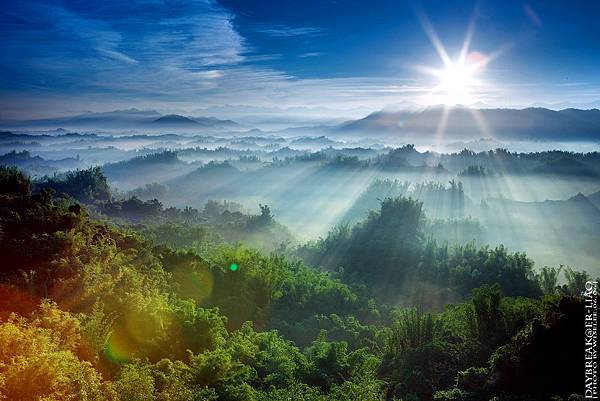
(97, 49, 139, 64)
(252, 24, 325, 37)
(0, 0, 341, 116)
(523, 4, 542, 27)
(298, 52, 324, 58)
(0, 0, 247, 90)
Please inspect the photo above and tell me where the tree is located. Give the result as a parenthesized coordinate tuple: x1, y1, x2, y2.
(471, 284, 504, 349)
(38, 166, 111, 202)
(0, 303, 115, 401)
(0, 165, 31, 195)
(536, 266, 562, 295)
(385, 308, 441, 356)
(116, 362, 156, 401)
(561, 266, 590, 296)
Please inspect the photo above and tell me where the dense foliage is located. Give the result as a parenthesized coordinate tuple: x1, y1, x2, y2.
(298, 196, 541, 307)
(0, 167, 589, 400)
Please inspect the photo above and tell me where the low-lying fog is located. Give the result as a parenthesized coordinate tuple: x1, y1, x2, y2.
(2, 128, 599, 275)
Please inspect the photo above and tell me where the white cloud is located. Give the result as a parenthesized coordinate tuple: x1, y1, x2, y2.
(298, 52, 323, 58)
(97, 48, 139, 64)
(252, 24, 325, 37)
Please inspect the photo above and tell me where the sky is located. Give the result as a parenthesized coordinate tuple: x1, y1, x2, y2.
(1, 0, 600, 119)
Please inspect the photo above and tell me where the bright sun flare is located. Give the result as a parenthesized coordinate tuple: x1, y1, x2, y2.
(415, 13, 496, 106)
(436, 62, 476, 105)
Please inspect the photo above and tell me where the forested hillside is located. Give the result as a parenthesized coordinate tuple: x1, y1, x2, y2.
(0, 166, 590, 401)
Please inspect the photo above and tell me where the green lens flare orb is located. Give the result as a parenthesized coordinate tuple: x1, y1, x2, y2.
(229, 263, 238, 272)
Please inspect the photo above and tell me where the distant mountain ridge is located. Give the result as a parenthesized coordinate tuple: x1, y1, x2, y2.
(0, 109, 241, 131)
(3, 106, 600, 141)
(335, 106, 600, 141)
(153, 114, 199, 125)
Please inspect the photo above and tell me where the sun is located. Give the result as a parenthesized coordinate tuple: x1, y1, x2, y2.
(413, 11, 497, 106)
(435, 61, 477, 105)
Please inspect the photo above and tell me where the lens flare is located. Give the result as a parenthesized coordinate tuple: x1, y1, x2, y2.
(104, 326, 136, 363)
(172, 265, 214, 302)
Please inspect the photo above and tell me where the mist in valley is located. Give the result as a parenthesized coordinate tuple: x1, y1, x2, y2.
(3, 123, 599, 275)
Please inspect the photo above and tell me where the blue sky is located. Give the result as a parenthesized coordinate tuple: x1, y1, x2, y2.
(1, 0, 599, 118)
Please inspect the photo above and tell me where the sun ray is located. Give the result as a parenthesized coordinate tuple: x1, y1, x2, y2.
(468, 108, 494, 139)
(434, 105, 450, 145)
(416, 11, 452, 68)
(458, 13, 477, 66)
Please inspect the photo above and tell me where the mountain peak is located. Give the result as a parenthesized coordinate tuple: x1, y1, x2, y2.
(153, 114, 198, 125)
(568, 192, 589, 202)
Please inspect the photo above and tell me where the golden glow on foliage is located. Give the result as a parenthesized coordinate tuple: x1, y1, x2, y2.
(0, 284, 39, 319)
(104, 303, 175, 363)
(105, 327, 135, 363)
(0, 302, 111, 400)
